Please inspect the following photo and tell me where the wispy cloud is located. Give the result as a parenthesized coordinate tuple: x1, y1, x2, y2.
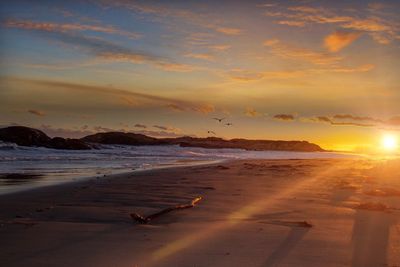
(28, 109, 46, 116)
(274, 114, 295, 121)
(245, 107, 261, 117)
(3, 76, 215, 115)
(226, 63, 372, 82)
(208, 45, 231, 51)
(184, 53, 214, 61)
(309, 116, 375, 127)
(303, 114, 400, 128)
(264, 4, 398, 44)
(324, 31, 362, 52)
(134, 124, 147, 129)
(3, 20, 192, 72)
(100, 1, 242, 36)
(3, 19, 140, 39)
(215, 27, 242, 35)
(333, 114, 382, 123)
(263, 39, 342, 65)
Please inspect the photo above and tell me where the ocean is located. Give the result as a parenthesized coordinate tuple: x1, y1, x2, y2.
(0, 142, 358, 195)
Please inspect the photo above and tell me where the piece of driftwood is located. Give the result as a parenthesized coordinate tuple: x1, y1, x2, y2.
(130, 196, 202, 224)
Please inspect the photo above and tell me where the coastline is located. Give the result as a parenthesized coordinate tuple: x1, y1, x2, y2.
(0, 148, 360, 197)
(1, 157, 399, 267)
(0, 158, 225, 197)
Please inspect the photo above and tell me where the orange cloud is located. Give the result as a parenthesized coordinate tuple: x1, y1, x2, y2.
(264, 4, 397, 44)
(274, 114, 295, 121)
(245, 107, 261, 117)
(184, 53, 215, 61)
(277, 20, 305, 27)
(28, 109, 46, 116)
(208, 45, 231, 51)
(263, 39, 342, 65)
(215, 27, 242, 36)
(311, 116, 374, 127)
(5, 77, 214, 116)
(324, 31, 361, 52)
(134, 124, 147, 129)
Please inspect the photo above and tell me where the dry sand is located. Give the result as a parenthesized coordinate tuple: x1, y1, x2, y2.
(1, 158, 400, 267)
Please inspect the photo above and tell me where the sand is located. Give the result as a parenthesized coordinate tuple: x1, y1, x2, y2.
(0, 158, 400, 267)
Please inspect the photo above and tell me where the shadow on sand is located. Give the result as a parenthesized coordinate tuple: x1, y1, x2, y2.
(351, 209, 396, 267)
(262, 226, 310, 267)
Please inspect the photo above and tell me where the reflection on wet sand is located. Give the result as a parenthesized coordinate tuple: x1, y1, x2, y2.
(0, 173, 43, 185)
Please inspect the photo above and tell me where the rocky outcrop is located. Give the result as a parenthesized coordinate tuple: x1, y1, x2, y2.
(0, 126, 92, 150)
(81, 132, 164, 146)
(0, 126, 51, 147)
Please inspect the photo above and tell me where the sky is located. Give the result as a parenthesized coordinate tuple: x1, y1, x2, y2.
(0, 0, 399, 152)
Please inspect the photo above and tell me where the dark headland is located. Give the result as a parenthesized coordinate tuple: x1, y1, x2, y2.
(0, 126, 324, 152)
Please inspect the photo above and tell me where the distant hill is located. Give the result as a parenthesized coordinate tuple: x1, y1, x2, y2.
(81, 132, 164, 146)
(162, 136, 324, 152)
(0, 126, 324, 152)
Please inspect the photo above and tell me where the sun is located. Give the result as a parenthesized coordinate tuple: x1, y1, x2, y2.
(381, 134, 398, 151)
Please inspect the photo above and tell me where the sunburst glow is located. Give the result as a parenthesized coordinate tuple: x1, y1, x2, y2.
(381, 134, 398, 151)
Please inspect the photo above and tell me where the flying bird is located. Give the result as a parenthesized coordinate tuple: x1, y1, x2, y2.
(213, 117, 225, 122)
(207, 130, 216, 135)
(225, 123, 233, 126)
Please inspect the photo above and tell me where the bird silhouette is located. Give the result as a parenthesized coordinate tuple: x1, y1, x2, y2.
(213, 117, 225, 122)
(225, 123, 233, 126)
(207, 130, 216, 135)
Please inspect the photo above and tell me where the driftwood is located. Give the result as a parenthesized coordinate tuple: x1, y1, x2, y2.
(130, 196, 202, 224)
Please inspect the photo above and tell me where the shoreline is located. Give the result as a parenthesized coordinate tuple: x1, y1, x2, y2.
(1, 157, 399, 266)
(0, 149, 362, 197)
(0, 159, 225, 200)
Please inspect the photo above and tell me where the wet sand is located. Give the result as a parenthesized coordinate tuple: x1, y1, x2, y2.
(0, 158, 399, 267)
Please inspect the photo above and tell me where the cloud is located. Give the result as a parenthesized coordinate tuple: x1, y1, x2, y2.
(134, 124, 147, 129)
(277, 20, 306, 27)
(333, 114, 382, 123)
(3, 76, 215, 115)
(324, 31, 362, 52)
(227, 63, 372, 83)
(326, 64, 374, 73)
(311, 116, 374, 127)
(245, 107, 261, 117)
(101, 1, 241, 36)
(274, 114, 295, 121)
(264, 4, 397, 44)
(3, 19, 140, 39)
(190, 104, 215, 114)
(184, 53, 214, 61)
(263, 39, 342, 65)
(208, 45, 231, 51)
(310, 114, 400, 128)
(166, 103, 186, 112)
(4, 21, 192, 72)
(28, 109, 46, 116)
(386, 116, 400, 126)
(119, 96, 139, 106)
(215, 27, 242, 35)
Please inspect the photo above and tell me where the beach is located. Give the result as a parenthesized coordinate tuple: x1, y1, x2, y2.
(1, 158, 400, 267)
